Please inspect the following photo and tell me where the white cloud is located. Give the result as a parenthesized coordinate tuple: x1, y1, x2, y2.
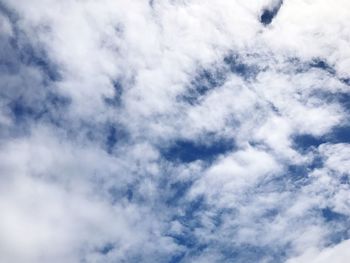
(0, 0, 349, 262)
(287, 239, 350, 263)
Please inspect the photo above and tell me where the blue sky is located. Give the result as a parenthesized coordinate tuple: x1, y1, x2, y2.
(0, 0, 350, 262)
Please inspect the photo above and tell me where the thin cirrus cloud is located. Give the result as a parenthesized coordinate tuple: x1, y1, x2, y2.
(0, 0, 349, 262)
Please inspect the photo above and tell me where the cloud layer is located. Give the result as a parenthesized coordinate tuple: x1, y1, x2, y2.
(0, 0, 349, 262)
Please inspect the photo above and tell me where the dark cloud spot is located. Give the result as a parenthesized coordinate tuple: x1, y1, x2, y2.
(149, 0, 155, 8)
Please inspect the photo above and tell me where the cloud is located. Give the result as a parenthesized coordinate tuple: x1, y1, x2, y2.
(0, 0, 349, 262)
(286, 239, 350, 263)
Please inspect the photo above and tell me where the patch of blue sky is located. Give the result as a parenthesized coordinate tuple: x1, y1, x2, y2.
(108, 185, 135, 204)
(309, 59, 336, 75)
(171, 52, 349, 261)
(0, 40, 20, 74)
(67, 122, 126, 156)
(322, 208, 347, 222)
(254, 164, 312, 196)
(320, 208, 350, 246)
(218, 243, 287, 263)
(340, 175, 350, 185)
(181, 67, 226, 105)
(0, 3, 17, 25)
(292, 125, 350, 154)
(287, 164, 312, 185)
(174, 196, 206, 229)
(340, 77, 350, 86)
(105, 123, 129, 154)
(293, 134, 326, 151)
(314, 91, 350, 115)
(223, 54, 259, 80)
(0, 6, 61, 83)
(7, 92, 70, 128)
(292, 85, 350, 149)
(167, 201, 273, 262)
(104, 80, 124, 108)
(337, 92, 350, 111)
(180, 54, 258, 105)
(97, 242, 115, 255)
(328, 125, 350, 143)
(168, 231, 201, 250)
(260, 0, 284, 26)
(0, 9, 68, 132)
(16, 42, 61, 82)
(164, 180, 193, 206)
(1, 1, 350, 262)
(290, 57, 350, 90)
(283, 57, 334, 76)
(162, 138, 235, 163)
(169, 252, 186, 263)
(167, 230, 208, 263)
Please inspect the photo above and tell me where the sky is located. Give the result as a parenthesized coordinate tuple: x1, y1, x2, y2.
(0, 0, 350, 262)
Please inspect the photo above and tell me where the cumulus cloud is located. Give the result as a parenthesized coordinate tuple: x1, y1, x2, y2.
(0, 0, 349, 262)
